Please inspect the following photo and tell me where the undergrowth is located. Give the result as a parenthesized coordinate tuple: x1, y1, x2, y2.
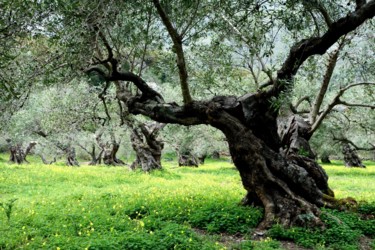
(0, 156, 374, 249)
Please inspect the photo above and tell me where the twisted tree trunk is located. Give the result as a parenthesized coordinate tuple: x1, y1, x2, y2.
(178, 151, 199, 167)
(65, 147, 80, 166)
(342, 144, 366, 168)
(130, 122, 164, 172)
(321, 153, 331, 164)
(6, 139, 37, 164)
(96, 132, 125, 166)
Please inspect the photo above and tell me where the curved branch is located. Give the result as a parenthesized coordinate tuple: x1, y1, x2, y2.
(273, 1, 375, 94)
(337, 100, 375, 109)
(333, 136, 375, 151)
(291, 96, 311, 114)
(310, 82, 375, 134)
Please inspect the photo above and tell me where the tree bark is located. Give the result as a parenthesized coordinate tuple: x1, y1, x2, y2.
(130, 122, 164, 172)
(342, 144, 366, 168)
(96, 132, 125, 166)
(6, 139, 37, 164)
(178, 151, 199, 167)
(65, 147, 80, 166)
(279, 115, 316, 159)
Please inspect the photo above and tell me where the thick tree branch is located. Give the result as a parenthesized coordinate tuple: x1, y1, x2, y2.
(273, 1, 375, 95)
(152, 0, 192, 104)
(356, 0, 367, 10)
(310, 42, 343, 124)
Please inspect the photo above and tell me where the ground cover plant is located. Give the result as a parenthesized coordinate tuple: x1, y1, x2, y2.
(0, 155, 374, 249)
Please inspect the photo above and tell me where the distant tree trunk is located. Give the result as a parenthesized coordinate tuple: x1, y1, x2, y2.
(178, 151, 199, 167)
(342, 144, 366, 168)
(320, 153, 331, 164)
(96, 132, 125, 166)
(211, 151, 220, 159)
(130, 122, 164, 172)
(103, 140, 125, 165)
(197, 154, 207, 164)
(77, 143, 104, 165)
(65, 147, 80, 166)
(6, 139, 37, 164)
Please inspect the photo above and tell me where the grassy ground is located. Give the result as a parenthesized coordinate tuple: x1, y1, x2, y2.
(0, 154, 374, 249)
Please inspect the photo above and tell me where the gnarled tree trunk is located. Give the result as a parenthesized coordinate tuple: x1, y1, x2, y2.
(211, 151, 220, 159)
(178, 151, 199, 167)
(321, 154, 331, 164)
(6, 139, 37, 164)
(96, 132, 125, 166)
(130, 122, 164, 172)
(103, 141, 125, 165)
(197, 154, 207, 164)
(342, 144, 366, 168)
(65, 147, 80, 166)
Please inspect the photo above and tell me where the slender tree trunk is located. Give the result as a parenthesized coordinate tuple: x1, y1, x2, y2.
(342, 144, 366, 168)
(130, 122, 164, 172)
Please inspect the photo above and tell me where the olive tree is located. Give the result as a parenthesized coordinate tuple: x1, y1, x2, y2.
(27, 0, 375, 228)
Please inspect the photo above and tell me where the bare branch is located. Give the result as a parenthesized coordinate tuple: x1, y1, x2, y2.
(309, 10, 321, 36)
(338, 100, 375, 109)
(290, 96, 311, 114)
(256, 54, 274, 84)
(98, 81, 112, 124)
(180, 0, 201, 37)
(310, 82, 375, 134)
(315, 3, 333, 28)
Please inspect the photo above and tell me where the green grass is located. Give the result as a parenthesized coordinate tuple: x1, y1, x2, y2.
(322, 160, 375, 202)
(0, 154, 374, 249)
